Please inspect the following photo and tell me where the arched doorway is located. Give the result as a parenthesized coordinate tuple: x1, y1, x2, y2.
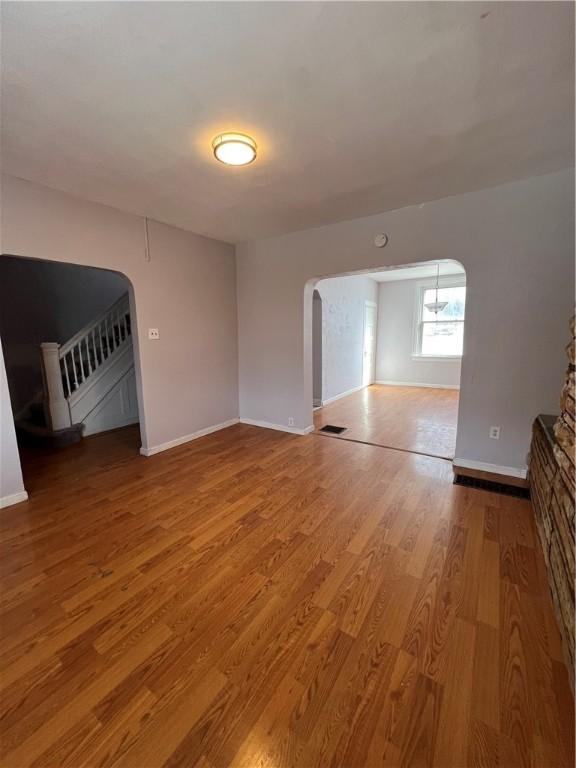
(308, 260, 466, 460)
(0, 254, 146, 497)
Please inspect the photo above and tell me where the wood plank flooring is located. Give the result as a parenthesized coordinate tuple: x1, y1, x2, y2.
(1, 423, 573, 767)
(314, 384, 459, 459)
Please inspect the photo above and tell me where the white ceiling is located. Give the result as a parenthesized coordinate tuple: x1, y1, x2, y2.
(1, 2, 574, 244)
(363, 262, 466, 283)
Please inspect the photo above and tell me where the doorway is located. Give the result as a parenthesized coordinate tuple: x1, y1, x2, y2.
(0, 255, 144, 494)
(310, 261, 465, 460)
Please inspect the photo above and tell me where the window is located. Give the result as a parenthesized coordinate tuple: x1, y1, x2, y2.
(414, 282, 466, 358)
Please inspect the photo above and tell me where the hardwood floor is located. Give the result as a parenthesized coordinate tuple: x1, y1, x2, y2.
(1, 424, 573, 767)
(314, 384, 459, 459)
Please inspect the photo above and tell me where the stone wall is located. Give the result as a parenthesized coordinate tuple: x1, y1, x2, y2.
(529, 315, 575, 683)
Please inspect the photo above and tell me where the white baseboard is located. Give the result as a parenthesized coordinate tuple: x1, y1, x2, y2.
(322, 384, 366, 405)
(240, 418, 314, 436)
(375, 380, 460, 391)
(453, 458, 527, 480)
(0, 490, 29, 509)
(140, 418, 239, 457)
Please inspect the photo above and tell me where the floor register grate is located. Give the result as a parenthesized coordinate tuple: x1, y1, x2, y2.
(319, 424, 348, 435)
(453, 473, 530, 499)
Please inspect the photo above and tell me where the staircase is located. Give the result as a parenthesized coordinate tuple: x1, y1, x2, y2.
(16, 293, 139, 445)
(59, 294, 132, 398)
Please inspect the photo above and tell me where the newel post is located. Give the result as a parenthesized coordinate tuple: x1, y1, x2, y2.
(40, 343, 71, 431)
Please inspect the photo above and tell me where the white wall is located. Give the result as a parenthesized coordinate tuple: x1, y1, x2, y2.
(0, 340, 27, 507)
(0, 174, 239, 464)
(0, 256, 129, 414)
(316, 275, 378, 402)
(237, 170, 574, 475)
(375, 278, 462, 388)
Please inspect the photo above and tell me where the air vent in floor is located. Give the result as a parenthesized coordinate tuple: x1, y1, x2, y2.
(319, 425, 348, 435)
(453, 474, 530, 499)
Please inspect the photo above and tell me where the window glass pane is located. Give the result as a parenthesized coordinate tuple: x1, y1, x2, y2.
(421, 321, 463, 356)
(422, 286, 466, 322)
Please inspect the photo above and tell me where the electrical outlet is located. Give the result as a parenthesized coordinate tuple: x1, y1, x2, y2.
(148, 328, 160, 340)
(288, 417, 294, 426)
(489, 426, 501, 440)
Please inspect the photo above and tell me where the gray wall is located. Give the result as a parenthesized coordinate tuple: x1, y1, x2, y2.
(237, 170, 574, 474)
(0, 256, 128, 413)
(375, 278, 462, 388)
(1, 174, 239, 465)
(316, 275, 378, 401)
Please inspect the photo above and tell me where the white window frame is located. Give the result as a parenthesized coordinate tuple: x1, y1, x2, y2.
(412, 276, 466, 361)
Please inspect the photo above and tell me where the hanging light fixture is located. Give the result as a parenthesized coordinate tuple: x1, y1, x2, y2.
(424, 263, 448, 314)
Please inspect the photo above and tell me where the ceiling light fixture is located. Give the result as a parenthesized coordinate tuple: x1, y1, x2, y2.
(212, 132, 257, 166)
(424, 263, 449, 314)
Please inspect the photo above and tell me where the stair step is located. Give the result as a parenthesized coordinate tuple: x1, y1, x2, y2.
(15, 420, 84, 448)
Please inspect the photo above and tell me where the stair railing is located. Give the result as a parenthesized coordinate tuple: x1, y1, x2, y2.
(40, 293, 131, 431)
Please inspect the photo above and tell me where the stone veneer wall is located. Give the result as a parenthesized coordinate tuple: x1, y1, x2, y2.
(529, 315, 575, 683)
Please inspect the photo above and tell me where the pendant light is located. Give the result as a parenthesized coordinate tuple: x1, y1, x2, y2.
(424, 263, 448, 314)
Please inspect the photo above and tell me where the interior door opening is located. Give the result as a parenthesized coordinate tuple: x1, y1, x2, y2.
(309, 261, 465, 461)
(0, 254, 145, 497)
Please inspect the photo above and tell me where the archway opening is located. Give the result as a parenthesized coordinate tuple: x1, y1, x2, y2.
(0, 254, 146, 496)
(306, 259, 466, 460)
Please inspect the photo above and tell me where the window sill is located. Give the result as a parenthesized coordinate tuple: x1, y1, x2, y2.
(411, 354, 462, 362)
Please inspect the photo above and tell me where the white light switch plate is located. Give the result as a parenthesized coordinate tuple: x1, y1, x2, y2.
(148, 328, 160, 340)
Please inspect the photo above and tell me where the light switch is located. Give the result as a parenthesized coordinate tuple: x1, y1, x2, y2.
(148, 328, 160, 340)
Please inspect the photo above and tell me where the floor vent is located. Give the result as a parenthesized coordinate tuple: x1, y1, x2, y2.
(453, 474, 530, 499)
(319, 425, 348, 435)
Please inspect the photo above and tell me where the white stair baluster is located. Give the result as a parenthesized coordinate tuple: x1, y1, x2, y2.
(79, 340, 87, 382)
(71, 347, 79, 390)
(85, 336, 93, 375)
(98, 321, 105, 361)
(62, 354, 71, 397)
(91, 329, 97, 369)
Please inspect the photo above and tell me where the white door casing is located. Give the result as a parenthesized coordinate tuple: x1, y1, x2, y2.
(362, 301, 377, 387)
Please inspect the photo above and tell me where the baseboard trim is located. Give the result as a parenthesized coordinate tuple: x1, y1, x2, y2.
(0, 490, 29, 509)
(322, 384, 366, 405)
(140, 418, 239, 457)
(375, 380, 460, 391)
(452, 457, 528, 486)
(240, 418, 314, 436)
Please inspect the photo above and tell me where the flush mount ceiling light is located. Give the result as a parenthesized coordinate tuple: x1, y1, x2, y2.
(425, 263, 449, 314)
(212, 132, 257, 166)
